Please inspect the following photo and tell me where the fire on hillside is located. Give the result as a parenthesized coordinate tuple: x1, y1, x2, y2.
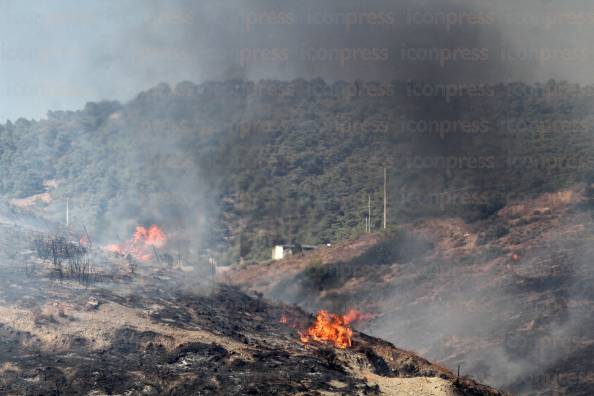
(295, 309, 373, 349)
(104, 225, 167, 262)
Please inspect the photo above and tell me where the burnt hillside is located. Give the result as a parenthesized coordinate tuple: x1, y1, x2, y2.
(0, 212, 503, 395)
(227, 185, 594, 395)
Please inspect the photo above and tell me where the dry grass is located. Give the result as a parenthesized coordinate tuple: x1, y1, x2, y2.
(9, 192, 52, 208)
(0, 362, 21, 375)
(225, 233, 382, 294)
(499, 187, 583, 219)
(0, 301, 253, 359)
(362, 371, 456, 396)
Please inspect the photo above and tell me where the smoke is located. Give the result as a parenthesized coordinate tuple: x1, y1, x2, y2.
(351, 213, 593, 392)
(113, 0, 594, 84)
(6, 0, 594, 121)
(118, 0, 505, 83)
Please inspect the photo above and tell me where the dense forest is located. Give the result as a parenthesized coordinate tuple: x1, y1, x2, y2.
(2, 79, 594, 263)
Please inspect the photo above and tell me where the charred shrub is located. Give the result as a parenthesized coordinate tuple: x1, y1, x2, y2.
(111, 328, 164, 354)
(463, 199, 507, 221)
(494, 224, 510, 238)
(298, 263, 342, 292)
(351, 230, 432, 266)
(297, 231, 432, 292)
(32, 307, 58, 326)
(477, 224, 509, 245)
(363, 347, 392, 376)
(167, 342, 228, 364)
(33, 233, 95, 286)
(316, 347, 343, 372)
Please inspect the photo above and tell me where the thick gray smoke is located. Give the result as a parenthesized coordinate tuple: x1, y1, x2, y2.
(5, 0, 594, 121)
(101, 0, 594, 84)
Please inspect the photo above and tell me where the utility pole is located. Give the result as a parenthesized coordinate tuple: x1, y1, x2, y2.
(383, 167, 387, 229)
(66, 198, 69, 227)
(285, 191, 293, 246)
(368, 194, 371, 232)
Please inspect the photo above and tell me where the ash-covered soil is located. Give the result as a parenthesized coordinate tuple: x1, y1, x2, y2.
(0, 228, 505, 395)
(0, 213, 503, 396)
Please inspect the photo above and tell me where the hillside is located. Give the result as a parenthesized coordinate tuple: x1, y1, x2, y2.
(2, 79, 594, 263)
(0, 211, 504, 396)
(226, 185, 594, 395)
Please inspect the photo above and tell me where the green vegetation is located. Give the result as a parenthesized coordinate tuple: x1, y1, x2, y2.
(2, 79, 594, 263)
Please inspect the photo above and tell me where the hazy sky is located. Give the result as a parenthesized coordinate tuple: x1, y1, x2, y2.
(2, 0, 594, 122)
(0, 1, 179, 121)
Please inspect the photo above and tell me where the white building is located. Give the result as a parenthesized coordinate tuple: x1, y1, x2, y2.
(272, 245, 286, 260)
(271, 244, 317, 260)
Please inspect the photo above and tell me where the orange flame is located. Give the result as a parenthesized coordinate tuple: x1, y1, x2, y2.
(299, 310, 354, 349)
(105, 225, 167, 262)
(279, 312, 301, 329)
(133, 225, 166, 248)
(343, 308, 375, 324)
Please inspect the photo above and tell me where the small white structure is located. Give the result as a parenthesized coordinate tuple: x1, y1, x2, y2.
(271, 244, 317, 260)
(272, 245, 286, 260)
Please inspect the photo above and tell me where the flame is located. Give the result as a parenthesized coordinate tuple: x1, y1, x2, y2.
(279, 312, 299, 329)
(299, 310, 354, 349)
(343, 308, 374, 324)
(104, 225, 167, 262)
(132, 225, 166, 248)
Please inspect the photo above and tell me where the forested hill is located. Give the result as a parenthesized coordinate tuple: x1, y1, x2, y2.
(2, 79, 594, 262)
